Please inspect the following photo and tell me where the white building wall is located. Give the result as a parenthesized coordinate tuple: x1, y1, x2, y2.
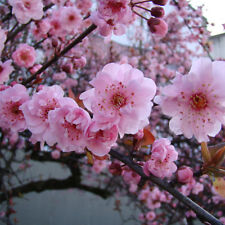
(210, 33, 225, 59)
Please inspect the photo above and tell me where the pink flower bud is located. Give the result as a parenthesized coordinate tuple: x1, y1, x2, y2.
(74, 56, 86, 69)
(146, 211, 156, 221)
(147, 18, 168, 37)
(109, 162, 122, 175)
(177, 166, 193, 183)
(152, 0, 168, 6)
(51, 150, 61, 159)
(12, 44, 36, 68)
(151, 7, 165, 18)
(62, 63, 73, 73)
(29, 64, 42, 74)
(51, 38, 59, 48)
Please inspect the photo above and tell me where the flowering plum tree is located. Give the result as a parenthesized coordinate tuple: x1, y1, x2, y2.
(0, 0, 225, 224)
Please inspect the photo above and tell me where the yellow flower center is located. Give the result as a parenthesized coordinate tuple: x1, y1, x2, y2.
(111, 93, 126, 109)
(190, 93, 207, 110)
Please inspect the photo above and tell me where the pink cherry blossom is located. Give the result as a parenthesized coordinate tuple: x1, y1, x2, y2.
(139, 186, 166, 210)
(0, 84, 29, 132)
(80, 63, 156, 137)
(0, 211, 5, 218)
(61, 6, 82, 34)
(48, 10, 64, 37)
(177, 166, 193, 183)
(91, 0, 135, 37)
(0, 60, 14, 84)
(53, 72, 67, 81)
(138, 186, 151, 201)
(155, 58, 225, 142)
(144, 138, 178, 178)
(9, 0, 44, 24)
(97, 0, 134, 25)
(192, 182, 204, 195)
(122, 166, 141, 185)
(12, 44, 36, 68)
(32, 20, 50, 40)
(85, 121, 118, 156)
(146, 211, 156, 221)
(90, 12, 115, 36)
(75, 0, 92, 15)
(122, 165, 141, 192)
(185, 210, 196, 218)
(220, 217, 225, 224)
(20, 85, 65, 144)
(47, 98, 91, 153)
(92, 159, 109, 173)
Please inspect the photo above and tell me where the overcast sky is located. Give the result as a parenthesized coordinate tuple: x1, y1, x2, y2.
(189, 0, 225, 35)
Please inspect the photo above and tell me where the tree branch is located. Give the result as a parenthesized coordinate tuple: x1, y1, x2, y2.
(22, 23, 97, 85)
(109, 149, 223, 225)
(0, 176, 111, 203)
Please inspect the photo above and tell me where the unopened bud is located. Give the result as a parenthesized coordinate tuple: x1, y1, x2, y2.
(152, 0, 168, 6)
(74, 56, 86, 69)
(147, 18, 168, 37)
(109, 162, 122, 176)
(151, 7, 165, 18)
(177, 166, 193, 183)
(52, 38, 59, 48)
(62, 63, 73, 73)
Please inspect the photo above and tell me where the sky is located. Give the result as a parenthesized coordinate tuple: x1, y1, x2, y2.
(189, 0, 225, 35)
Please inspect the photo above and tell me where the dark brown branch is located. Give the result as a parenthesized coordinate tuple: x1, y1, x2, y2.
(109, 149, 223, 225)
(0, 176, 111, 203)
(2, 11, 12, 23)
(22, 23, 97, 85)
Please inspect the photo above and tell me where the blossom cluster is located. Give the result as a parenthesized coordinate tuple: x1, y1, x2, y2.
(91, 0, 135, 36)
(144, 138, 178, 178)
(0, 63, 156, 157)
(91, 0, 169, 37)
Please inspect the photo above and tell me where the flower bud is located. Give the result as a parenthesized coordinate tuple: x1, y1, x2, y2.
(147, 18, 168, 37)
(109, 162, 122, 175)
(177, 166, 193, 183)
(151, 6, 165, 18)
(62, 63, 73, 73)
(152, 0, 168, 6)
(51, 38, 59, 48)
